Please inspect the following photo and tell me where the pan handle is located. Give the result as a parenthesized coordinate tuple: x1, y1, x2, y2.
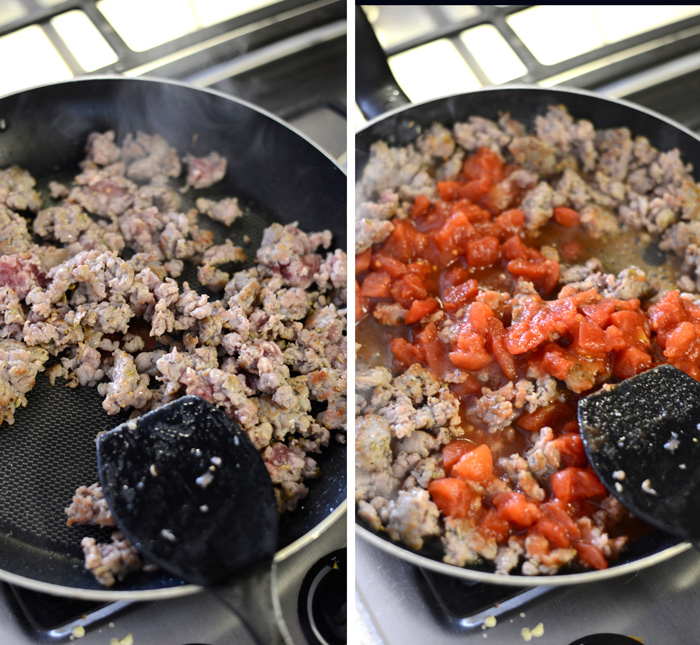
(355, 6, 411, 120)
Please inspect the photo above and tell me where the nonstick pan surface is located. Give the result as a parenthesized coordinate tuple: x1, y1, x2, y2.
(0, 76, 346, 599)
(355, 83, 700, 585)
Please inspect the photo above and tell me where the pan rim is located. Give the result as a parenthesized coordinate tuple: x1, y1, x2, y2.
(354, 83, 700, 584)
(0, 503, 346, 601)
(0, 75, 348, 600)
(0, 74, 347, 174)
(355, 81, 700, 144)
(356, 523, 690, 586)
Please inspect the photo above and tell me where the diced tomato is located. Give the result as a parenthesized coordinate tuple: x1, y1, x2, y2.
(371, 254, 407, 279)
(607, 310, 650, 350)
(432, 210, 476, 255)
(663, 321, 698, 359)
(449, 349, 493, 371)
(355, 248, 372, 274)
(361, 272, 392, 299)
(380, 219, 428, 263)
(449, 376, 483, 398)
(390, 337, 425, 371)
(580, 299, 616, 328)
(576, 543, 608, 570)
(560, 240, 581, 262)
(539, 344, 577, 382)
(549, 433, 586, 468)
(442, 440, 477, 473)
(481, 181, 519, 215)
(355, 279, 368, 323)
(442, 266, 470, 291)
(506, 258, 559, 295)
(501, 235, 530, 261)
(553, 206, 581, 227)
(412, 193, 431, 218)
(540, 500, 580, 540)
(550, 467, 606, 505)
(571, 320, 607, 357)
(612, 346, 652, 380)
(506, 295, 578, 355)
(534, 518, 570, 548)
(428, 478, 478, 519)
(493, 492, 541, 529)
(517, 401, 574, 432)
(468, 301, 495, 335)
(443, 280, 479, 313)
(487, 317, 518, 380)
(463, 147, 504, 183)
(452, 444, 493, 483)
(494, 208, 525, 236)
(437, 180, 491, 203)
(466, 235, 500, 268)
(404, 297, 440, 325)
(649, 290, 689, 338)
(391, 273, 428, 308)
(478, 508, 510, 543)
(417, 322, 449, 377)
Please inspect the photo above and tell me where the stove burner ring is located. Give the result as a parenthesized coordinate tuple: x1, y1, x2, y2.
(297, 549, 346, 645)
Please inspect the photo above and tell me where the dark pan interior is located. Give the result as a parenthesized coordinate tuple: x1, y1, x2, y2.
(0, 77, 346, 593)
(356, 85, 700, 578)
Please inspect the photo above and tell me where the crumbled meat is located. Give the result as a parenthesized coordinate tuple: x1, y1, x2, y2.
(196, 196, 243, 226)
(184, 152, 227, 189)
(81, 531, 142, 588)
(0, 129, 345, 588)
(65, 483, 116, 526)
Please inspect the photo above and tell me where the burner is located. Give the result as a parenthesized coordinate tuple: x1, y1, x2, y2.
(297, 549, 346, 645)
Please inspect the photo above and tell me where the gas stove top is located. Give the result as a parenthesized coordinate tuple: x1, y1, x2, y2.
(355, 5, 700, 645)
(0, 2, 347, 644)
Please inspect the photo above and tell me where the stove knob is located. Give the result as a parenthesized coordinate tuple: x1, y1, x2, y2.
(569, 634, 643, 645)
(297, 549, 346, 645)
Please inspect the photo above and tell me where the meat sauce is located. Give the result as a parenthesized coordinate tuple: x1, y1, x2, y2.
(356, 147, 696, 571)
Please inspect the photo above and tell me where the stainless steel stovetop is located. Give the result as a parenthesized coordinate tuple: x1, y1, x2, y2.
(357, 536, 699, 644)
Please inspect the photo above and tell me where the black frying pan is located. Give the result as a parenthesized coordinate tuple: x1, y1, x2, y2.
(354, 8, 697, 585)
(0, 76, 346, 599)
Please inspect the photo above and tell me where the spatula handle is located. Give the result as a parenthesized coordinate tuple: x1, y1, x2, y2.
(212, 564, 292, 645)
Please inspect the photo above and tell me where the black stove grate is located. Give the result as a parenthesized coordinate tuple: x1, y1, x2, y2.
(370, 5, 700, 92)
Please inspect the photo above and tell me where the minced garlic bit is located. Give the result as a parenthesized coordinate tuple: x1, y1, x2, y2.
(110, 635, 134, 645)
(196, 471, 214, 488)
(641, 479, 658, 495)
(615, 482, 623, 493)
(612, 470, 626, 481)
(160, 528, 177, 542)
(71, 625, 86, 639)
(483, 615, 497, 629)
(664, 432, 680, 452)
(521, 622, 545, 641)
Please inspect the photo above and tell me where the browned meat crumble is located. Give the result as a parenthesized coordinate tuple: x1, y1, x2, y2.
(0, 130, 346, 587)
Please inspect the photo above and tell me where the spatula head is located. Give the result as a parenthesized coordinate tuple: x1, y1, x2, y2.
(578, 364, 700, 543)
(96, 395, 278, 586)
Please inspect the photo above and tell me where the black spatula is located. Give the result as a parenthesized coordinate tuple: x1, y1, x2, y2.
(96, 395, 287, 644)
(578, 364, 700, 543)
